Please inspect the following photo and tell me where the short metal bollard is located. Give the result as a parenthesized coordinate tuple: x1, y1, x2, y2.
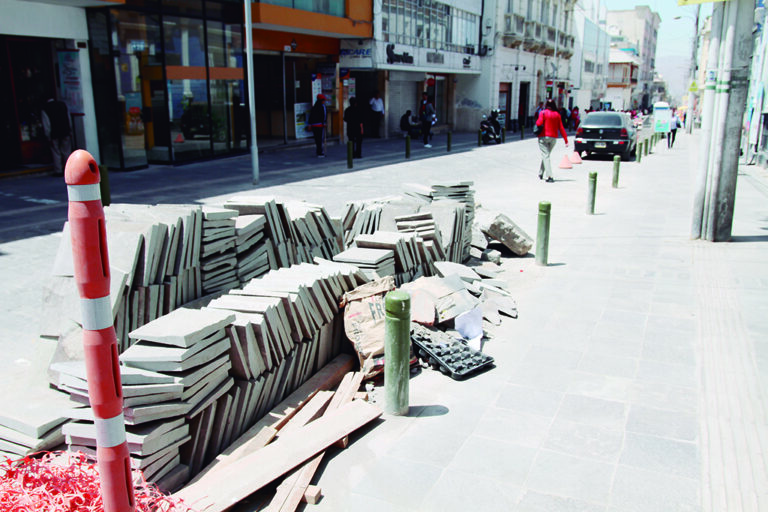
(99, 165, 111, 207)
(405, 135, 411, 159)
(535, 201, 551, 266)
(612, 155, 620, 188)
(644, 139, 649, 157)
(447, 131, 452, 152)
(520, 124, 524, 140)
(385, 290, 411, 416)
(478, 129, 482, 147)
(636, 142, 642, 163)
(501, 127, 506, 143)
(347, 141, 353, 169)
(587, 171, 597, 215)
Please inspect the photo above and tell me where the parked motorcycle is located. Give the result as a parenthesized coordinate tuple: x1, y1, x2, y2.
(480, 113, 501, 145)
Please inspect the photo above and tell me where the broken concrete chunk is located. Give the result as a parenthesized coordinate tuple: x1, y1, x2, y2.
(482, 249, 502, 264)
(477, 213, 533, 256)
(470, 224, 489, 250)
(433, 261, 481, 283)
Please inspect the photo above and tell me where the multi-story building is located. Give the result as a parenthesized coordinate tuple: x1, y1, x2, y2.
(606, 46, 639, 111)
(570, 0, 610, 111)
(606, 5, 660, 110)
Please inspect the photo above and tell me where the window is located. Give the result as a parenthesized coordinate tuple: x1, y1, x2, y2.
(584, 60, 594, 73)
(381, 0, 478, 53)
(259, 0, 344, 17)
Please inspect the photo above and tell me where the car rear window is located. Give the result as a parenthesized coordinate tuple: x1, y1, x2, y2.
(584, 113, 623, 127)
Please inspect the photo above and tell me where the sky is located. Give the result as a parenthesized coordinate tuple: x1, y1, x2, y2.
(604, 0, 714, 103)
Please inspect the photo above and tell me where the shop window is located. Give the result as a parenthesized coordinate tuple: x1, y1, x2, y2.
(259, 0, 344, 17)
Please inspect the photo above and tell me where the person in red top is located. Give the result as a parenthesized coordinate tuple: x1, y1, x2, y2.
(535, 99, 568, 182)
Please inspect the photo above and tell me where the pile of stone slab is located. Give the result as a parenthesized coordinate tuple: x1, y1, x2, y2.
(200, 207, 239, 294)
(332, 247, 395, 281)
(44, 203, 203, 363)
(351, 231, 428, 284)
(223, 196, 341, 270)
(56, 258, 366, 490)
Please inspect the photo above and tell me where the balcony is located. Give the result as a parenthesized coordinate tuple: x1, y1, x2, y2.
(542, 25, 556, 55)
(502, 13, 525, 48)
(523, 21, 542, 51)
(558, 32, 574, 58)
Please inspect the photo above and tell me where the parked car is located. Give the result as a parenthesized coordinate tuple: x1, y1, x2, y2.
(574, 112, 637, 161)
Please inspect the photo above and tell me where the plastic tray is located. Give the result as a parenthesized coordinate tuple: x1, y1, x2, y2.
(410, 323, 494, 380)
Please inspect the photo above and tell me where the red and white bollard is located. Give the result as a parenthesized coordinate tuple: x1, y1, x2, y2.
(65, 150, 135, 512)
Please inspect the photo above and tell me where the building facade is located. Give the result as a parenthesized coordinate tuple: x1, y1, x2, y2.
(570, 0, 610, 112)
(606, 5, 659, 110)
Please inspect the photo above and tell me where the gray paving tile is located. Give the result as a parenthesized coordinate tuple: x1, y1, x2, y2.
(586, 335, 644, 358)
(543, 418, 624, 463)
(516, 490, 607, 512)
(619, 432, 699, 479)
(578, 353, 638, 379)
(556, 394, 627, 430)
(447, 435, 536, 485)
(526, 450, 615, 503)
(523, 345, 584, 370)
(385, 422, 469, 467)
(625, 404, 698, 442)
(507, 363, 575, 392)
(609, 465, 700, 512)
(566, 371, 632, 402)
(473, 407, 552, 447)
(421, 468, 521, 512)
(628, 381, 698, 413)
(350, 455, 443, 509)
(495, 384, 564, 417)
(636, 359, 698, 389)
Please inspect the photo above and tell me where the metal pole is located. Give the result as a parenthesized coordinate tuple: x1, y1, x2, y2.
(478, 129, 482, 147)
(244, 0, 259, 184)
(587, 171, 597, 214)
(281, 51, 288, 145)
(405, 135, 411, 159)
(384, 290, 410, 416)
(501, 127, 506, 143)
(535, 201, 551, 266)
(347, 141, 353, 169)
(686, 5, 701, 135)
(612, 155, 620, 188)
(636, 142, 642, 163)
(447, 131, 452, 152)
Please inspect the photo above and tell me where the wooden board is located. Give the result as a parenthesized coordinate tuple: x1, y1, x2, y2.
(173, 400, 381, 511)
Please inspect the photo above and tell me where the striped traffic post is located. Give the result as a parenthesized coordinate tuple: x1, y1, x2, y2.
(66, 150, 135, 512)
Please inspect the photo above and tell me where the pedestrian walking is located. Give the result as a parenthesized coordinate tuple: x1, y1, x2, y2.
(308, 94, 327, 157)
(668, 109, 682, 148)
(535, 99, 568, 182)
(41, 96, 72, 176)
(344, 96, 364, 158)
(571, 106, 581, 132)
(369, 90, 384, 138)
(419, 93, 435, 148)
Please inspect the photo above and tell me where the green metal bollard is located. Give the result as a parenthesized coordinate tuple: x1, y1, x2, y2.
(535, 201, 551, 266)
(636, 142, 642, 163)
(99, 164, 111, 207)
(520, 124, 524, 140)
(347, 141, 353, 169)
(501, 127, 506, 143)
(385, 290, 411, 416)
(405, 135, 411, 159)
(447, 131, 452, 152)
(478, 129, 483, 147)
(612, 155, 620, 188)
(644, 139, 649, 157)
(587, 171, 597, 215)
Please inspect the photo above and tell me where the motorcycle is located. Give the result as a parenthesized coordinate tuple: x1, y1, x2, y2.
(480, 115, 501, 145)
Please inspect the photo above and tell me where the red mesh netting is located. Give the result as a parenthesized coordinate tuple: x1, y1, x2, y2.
(0, 451, 192, 511)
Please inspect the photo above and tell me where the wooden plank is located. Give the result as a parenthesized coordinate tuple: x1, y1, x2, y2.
(190, 354, 354, 482)
(302, 485, 321, 505)
(173, 400, 382, 511)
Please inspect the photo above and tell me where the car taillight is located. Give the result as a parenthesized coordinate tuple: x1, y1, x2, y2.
(620, 128, 628, 138)
(576, 127, 583, 136)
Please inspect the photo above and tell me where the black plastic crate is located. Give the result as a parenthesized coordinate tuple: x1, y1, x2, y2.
(410, 323, 494, 380)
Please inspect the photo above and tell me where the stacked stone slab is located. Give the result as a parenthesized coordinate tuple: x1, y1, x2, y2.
(234, 213, 273, 284)
(352, 231, 426, 285)
(200, 206, 239, 294)
(332, 247, 396, 281)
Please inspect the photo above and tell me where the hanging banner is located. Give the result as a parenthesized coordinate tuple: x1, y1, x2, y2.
(57, 50, 84, 115)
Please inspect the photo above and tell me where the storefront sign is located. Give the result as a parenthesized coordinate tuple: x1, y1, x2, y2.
(386, 44, 414, 65)
(426, 52, 444, 64)
(340, 40, 373, 68)
(294, 102, 313, 139)
(57, 50, 84, 115)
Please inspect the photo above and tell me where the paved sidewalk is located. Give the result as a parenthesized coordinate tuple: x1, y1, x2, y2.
(1, 129, 767, 510)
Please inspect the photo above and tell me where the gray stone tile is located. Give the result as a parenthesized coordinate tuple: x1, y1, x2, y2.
(495, 384, 564, 417)
(636, 360, 698, 389)
(556, 394, 627, 430)
(544, 418, 624, 463)
(516, 490, 607, 512)
(619, 432, 699, 479)
(507, 363, 575, 392)
(625, 404, 698, 442)
(628, 381, 698, 413)
(566, 371, 632, 402)
(447, 435, 536, 485)
(350, 455, 443, 509)
(474, 407, 552, 448)
(578, 353, 638, 379)
(526, 450, 615, 503)
(523, 345, 584, 370)
(420, 468, 521, 512)
(386, 422, 470, 467)
(641, 339, 696, 366)
(609, 465, 700, 512)
(311, 493, 410, 512)
(586, 335, 644, 358)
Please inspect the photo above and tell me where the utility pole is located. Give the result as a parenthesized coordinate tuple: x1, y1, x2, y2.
(691, 0, 755, 242)
(686, 5, 701, 134)
(244, 0, 260, 184)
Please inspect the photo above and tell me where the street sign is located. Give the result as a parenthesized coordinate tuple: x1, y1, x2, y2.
(689, 81, 699, 93)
